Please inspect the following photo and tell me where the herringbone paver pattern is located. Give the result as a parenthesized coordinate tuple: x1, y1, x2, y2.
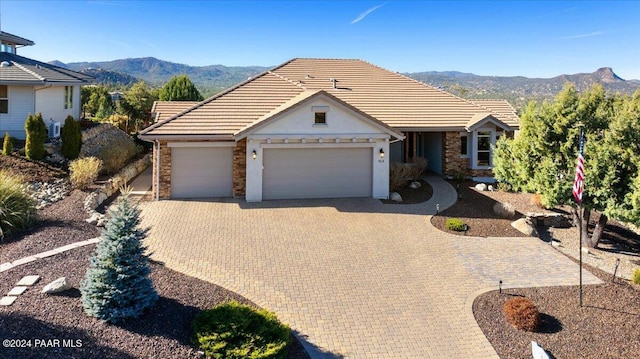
(139, 176, 601, 358)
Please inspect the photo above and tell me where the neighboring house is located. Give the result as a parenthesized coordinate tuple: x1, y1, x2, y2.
(140, 58, 520, 202)
(0, 31, 93, 139)
(150, 101, 199, 123)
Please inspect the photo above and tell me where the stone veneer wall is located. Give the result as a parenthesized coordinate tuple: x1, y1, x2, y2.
(232, 139, 246, 197)
(153, 141, 171, 199)
(443, 131, 470, 176)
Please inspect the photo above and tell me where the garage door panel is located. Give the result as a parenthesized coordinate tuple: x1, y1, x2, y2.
(263, 148, 372, 200)
(171, 147, 233, 199)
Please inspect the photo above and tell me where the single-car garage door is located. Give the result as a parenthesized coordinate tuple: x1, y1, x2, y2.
(171, 147, 233, 199)
(263, 148, 372, 200)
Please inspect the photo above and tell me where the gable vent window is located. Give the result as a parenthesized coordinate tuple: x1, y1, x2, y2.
(0, 85, 8, 114)
(311, 105, 329, 125)
(314, 112, 326, 124)
(64, 86, 73, 109)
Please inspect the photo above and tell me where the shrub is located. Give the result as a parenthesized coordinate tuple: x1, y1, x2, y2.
(2, 132, 12, 155)
(452, 170, 468, 184)
(106, 114, 134, 133)
(633, 269, 640, 285)
(69, 157, 103, 189)
(96, 136, 140, 174)
(61, 115, 82, 160)
(80, 194, 157, 323)
(445, 218, 467, 231)
(390, 163, 412, 191)
(493, 202, 517, 219)
(503, 297, 540, 332)
(0, 171, 36, 239)
(192, 301, 291, 359)
(407, 156, 428, 180)
(497, 182, 512, 192)
(24, 113, 47, 160)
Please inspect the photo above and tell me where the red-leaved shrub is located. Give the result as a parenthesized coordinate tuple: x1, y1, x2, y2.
(503, 297, 540, 332)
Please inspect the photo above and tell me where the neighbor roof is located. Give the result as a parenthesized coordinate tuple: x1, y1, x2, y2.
(0, 52, 93, 85)
(140, 58, 519, 138)
(0, 31, 34, 47)
(151, 101, 199, 122)
(469, 99, 519, 125)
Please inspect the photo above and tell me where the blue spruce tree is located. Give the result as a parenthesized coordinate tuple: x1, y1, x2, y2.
(80, 194, 157, 323)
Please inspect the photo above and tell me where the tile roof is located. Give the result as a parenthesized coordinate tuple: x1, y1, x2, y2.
(469, 99, 520, 125)
(151, 101, 199, 122)
(140, 58, 520, 138)
(0, 52, 93, 85)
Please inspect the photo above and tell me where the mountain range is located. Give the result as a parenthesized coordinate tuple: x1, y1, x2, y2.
(52, 57, 640, 109)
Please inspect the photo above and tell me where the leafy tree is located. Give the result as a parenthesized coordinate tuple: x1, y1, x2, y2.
(24, 113, 47, 160)
(2, 132, 12, 155)
(82, 86, 113, 119)
(119, 80, 157, 132)
(493, 84, 640, 247)
(61, 116, 82, 160)
(159, 75, 204, 101)
(80, 193, 157, 323)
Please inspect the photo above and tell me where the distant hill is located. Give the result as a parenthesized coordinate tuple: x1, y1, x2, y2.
(57, 57, 268, 97)
(406, 67, 640, 109)
(52, 57, 639, 109)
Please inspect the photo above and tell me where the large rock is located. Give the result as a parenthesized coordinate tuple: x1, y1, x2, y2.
(493, 202, 517, 219)
(389, 192, 403, 202)
(475, 183, 488, 191)
(41, 277, 71, 294)
(410, 181, 422, 189)
(511, 218, 538, 237)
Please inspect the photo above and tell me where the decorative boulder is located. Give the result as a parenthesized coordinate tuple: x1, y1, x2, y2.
(411, 181, 422, 188)
(488, 185, 495, 191)
(511, 218, 538, 237)
(389, 192, 403, 202)
(42, 277, 71, 294)
(493, 202, 517, 219)
(475, 183, 488, 191)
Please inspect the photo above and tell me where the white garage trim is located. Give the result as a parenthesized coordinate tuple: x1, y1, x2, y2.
(168, 142, 236, 148)
(262, 147, 373, 200)
(171, 147, 233, 199)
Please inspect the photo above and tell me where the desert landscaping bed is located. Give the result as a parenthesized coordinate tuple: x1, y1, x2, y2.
(474, 263, 640, 359)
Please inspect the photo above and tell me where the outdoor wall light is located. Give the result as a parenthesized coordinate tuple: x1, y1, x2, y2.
(251, 150, 257, 160)
(379, 148, 385, 158)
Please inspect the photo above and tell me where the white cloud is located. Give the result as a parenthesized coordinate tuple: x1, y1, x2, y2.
(556, 31, 604, 40)
(351, 2, 388, 24)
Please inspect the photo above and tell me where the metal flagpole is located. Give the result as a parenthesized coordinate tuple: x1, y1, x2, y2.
(577, 125, 584, 308)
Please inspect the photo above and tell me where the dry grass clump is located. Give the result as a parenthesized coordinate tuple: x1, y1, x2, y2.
(503, 296, 540, 332)
(530, 193, 545, 209)
(70, 157, 103, 190)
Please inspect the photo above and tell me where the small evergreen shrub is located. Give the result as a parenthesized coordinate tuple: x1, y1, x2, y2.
(97, 136, 139, 174)
(633, 269, 640, 286)
(80, 194, 157, 323)
(61, 115, 82, 160)
(445, 218, 467, 231)
(0, 171, 36, 239)
(2, 132, 12, 155)
(69, 157, 103, 189)
(503, 297, 540, 332)
(497, 182, 512, 192)
(192, 301, 291, 359)
(24, 113, 47, 160)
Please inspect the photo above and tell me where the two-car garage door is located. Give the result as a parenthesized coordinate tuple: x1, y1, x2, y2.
(262, 148, 372, 200)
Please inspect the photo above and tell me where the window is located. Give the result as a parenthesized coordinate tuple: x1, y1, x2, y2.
(314, 112, 326, 124)
(460, 134, 468, 156)
(0, 85, 8, 114)
(64, 86, 73, 109)
(477, 131, 491, 167)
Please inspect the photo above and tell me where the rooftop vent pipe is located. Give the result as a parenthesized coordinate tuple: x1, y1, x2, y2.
(329, 78, 337, 89)
(0, 61, 10, 67)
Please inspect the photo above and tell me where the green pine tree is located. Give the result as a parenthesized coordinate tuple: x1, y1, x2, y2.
(159, 75, 204, 101)
(24, 113, 47, 160)
(2, 132, 12, 155)
(80, 193, 157, 323)
(61, 116, 82, 160)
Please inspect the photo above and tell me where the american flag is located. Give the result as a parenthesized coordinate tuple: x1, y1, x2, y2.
(572, 130, 585, 203)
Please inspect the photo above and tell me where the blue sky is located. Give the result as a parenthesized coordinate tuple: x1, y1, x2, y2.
(1, 1, 639, 79)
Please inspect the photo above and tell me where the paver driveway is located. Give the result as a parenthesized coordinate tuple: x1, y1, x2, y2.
(138, 177, 601, 358)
